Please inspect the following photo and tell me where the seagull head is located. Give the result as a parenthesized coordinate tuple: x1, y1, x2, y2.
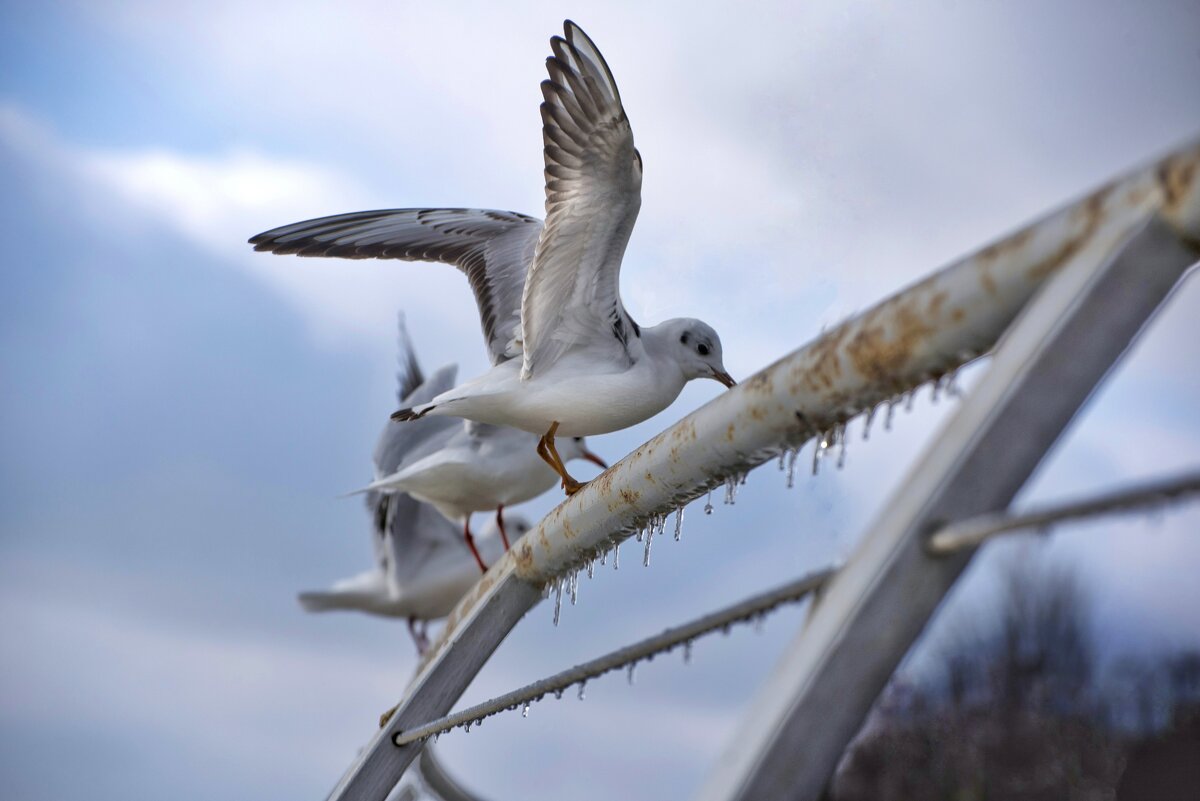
(558, 436, 609, 469)
(661, 318, 735, 389)
(503, 515, 534, 541)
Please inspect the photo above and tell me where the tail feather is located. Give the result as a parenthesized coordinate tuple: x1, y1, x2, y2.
(391, 404, 435, 422)
(298, 591, 349, 613)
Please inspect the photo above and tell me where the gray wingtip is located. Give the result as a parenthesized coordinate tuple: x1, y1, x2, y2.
(394, 312, 426, 403)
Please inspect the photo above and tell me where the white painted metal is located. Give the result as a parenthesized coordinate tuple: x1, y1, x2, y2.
(696, 213, 1199, 801)
(927, 470, 1200, 554)
(391, 567, 834, 746)
(327, 140, 1200, 801)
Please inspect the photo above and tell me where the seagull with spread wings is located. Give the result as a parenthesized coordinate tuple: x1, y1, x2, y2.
(251, 21, 734, 495)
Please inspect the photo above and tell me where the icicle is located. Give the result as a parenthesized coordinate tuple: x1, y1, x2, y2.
(554, 688, 564, 700)
(600, 548, 608, 567)
(812, 430, 831, 475)
(944, 366, 962, 397)
(885, 398, 897, 430)
(837, 424, 849, 470)
(655, 514, 667, 539)
(578, 681, 587, 701)
(464, 722, 471, 733)
(704, 489, 714, 515)
(674, 506, 685, 541)
(905, 388, 916, 412)
(643, 523, 654, 567)
(553, 580, 563, 626)
(931, 374, 943, 404)
(778, 449, 787, 470)
(587, 559, 595, 580)
(724, 474, 743, 505)
(754, 614, 766, 633)
(627, 662, 637, 685)
(786, 448, 799, 488)
(613, 541, 620, 570)
(635, 527, 644, 543)
(863, 403, 878, 441)
(522, 703, 530, 718)
(683, 640, 693, 665)
(569, 570, 579, 606)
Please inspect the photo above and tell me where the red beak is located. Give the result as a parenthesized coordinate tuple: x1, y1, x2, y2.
(584, 450, 608, 469)
(712, 370, 737, 389)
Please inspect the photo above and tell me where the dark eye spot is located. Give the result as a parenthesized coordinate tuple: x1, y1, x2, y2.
(573, 437, 583, 442)
(679, 333, 689, 345)
(698, 343, 711, 357)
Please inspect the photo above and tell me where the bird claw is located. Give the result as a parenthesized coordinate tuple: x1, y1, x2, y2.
(563, 479, 585, 496)
(379, 704, 398, 729)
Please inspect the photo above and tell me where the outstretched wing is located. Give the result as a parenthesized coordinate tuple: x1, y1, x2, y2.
(520, 20, 643, 379)
(250, 208, 542, 364)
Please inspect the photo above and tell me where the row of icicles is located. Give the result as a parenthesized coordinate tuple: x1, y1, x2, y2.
(545, 365, 965, 626)
(412, 369, 968, 744)
(405, 603, 781, 743)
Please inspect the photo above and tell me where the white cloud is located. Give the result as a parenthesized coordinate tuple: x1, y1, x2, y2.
(5, 5, 1200, 796)
(1, 104, 490, 362)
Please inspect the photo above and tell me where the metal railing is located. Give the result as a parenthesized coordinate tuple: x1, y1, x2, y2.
(327, 137, 1200, 801)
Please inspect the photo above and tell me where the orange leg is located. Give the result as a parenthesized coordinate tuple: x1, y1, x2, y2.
(537, 421, 585, 496)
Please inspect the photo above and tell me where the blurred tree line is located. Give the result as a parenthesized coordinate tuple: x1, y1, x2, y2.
(825, 554, 1200, 801)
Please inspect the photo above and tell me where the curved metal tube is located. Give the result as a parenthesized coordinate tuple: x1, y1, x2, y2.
(328, 138, 1200, 801)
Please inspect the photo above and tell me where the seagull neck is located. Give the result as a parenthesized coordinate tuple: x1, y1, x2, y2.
(641, 323, 687, 378)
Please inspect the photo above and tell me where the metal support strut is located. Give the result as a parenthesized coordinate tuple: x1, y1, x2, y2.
(695, 214, 1198, 801)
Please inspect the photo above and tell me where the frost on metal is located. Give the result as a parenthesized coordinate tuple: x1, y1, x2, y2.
(506, 137, 1200, 586)
(328, 139, 1200, 801)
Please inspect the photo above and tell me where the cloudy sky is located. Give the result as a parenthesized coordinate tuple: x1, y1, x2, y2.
(2, 2, 1199, 799)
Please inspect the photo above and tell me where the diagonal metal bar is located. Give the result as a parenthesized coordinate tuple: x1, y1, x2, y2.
(695, 213, 1198, 801)
(391, 567, 834, 746)
(927, 469, 1200, 554)
(327, 140, 1199, 801)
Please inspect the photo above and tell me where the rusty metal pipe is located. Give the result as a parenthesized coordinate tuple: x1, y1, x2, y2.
(328, 138, 1200, 801)
(511, 137, 1200, 584)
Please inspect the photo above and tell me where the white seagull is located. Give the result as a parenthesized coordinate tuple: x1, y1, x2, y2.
(357, 421, 606, 562)
(299, 320, 532, 652)
(352, 317, 606, 570)
(299, 494, 530, 654)
(250, 21, 734, 495)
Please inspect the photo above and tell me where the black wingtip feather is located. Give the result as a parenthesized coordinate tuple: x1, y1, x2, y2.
(390, 405, 434, 422)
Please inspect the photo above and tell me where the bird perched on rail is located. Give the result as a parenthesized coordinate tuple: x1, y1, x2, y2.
(355, 421, 605, 565)
(250, 21, 735, 495)
(299, 319, 537, 652)
(351, 316, 604, 570)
